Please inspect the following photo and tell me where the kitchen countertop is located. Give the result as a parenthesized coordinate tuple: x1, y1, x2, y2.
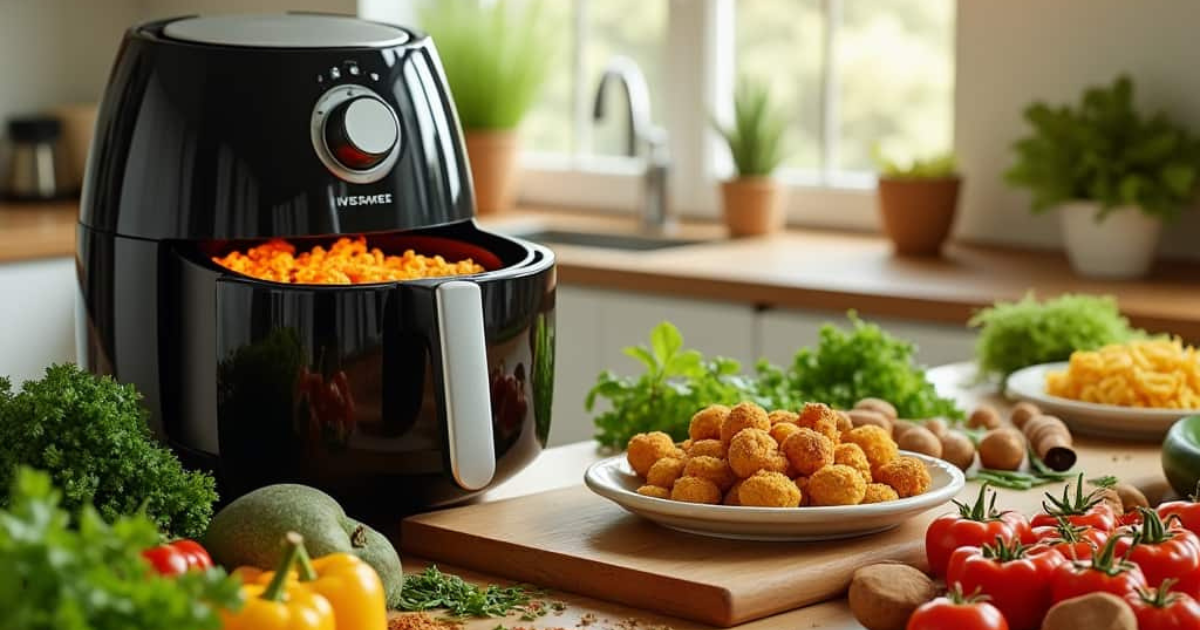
(3, 201, 1197, 339)
(479, 207, 1200, 340)
(398, 362, 1170, 629)
(0, 200, 77, 263)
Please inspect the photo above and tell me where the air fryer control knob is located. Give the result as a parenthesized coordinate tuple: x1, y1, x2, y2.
(324, 96, 398, 170)
(311, 86, 401, 184)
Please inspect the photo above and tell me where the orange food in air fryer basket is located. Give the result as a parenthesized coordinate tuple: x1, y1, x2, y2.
(212, 236, 486, 284)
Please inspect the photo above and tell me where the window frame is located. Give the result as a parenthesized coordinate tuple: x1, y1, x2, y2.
(516, 0, 880, 230)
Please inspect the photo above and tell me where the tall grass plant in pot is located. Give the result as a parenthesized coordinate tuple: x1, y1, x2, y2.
(714, 78, 790, 237)
(1007, 75, 1200, 278)
(874, 151, 960, 256)
(421, 0, 551, 215)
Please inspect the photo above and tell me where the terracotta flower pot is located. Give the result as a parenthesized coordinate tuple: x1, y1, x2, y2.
(877, 177, 961, 256)
(720, 177, 785, 237)
(465, 130, 520, 215)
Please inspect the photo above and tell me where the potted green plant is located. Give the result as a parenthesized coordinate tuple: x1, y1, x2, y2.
(421, 0, 552, 215)
(1007, 75, 1200, 278)
(874, 150, 961, 256)
(713, 78, 790, 237)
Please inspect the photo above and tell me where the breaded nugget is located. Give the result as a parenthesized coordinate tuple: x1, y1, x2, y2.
(862, 483, 899, 504)
(796, 402, 842, 444)
(689, 404, 729, 441)
(684, 455, 736, 491)
(833, 443, 873, 483)
(780, 428, 835, 476)
(728, 428, 782, 478)
(769, 421, 802, 446)
(636, 485, 671, 499)
(646, 456, 686, 488)
(738, 471, 802, 508)
(768, 409, 799, 425)
(671, 476, 722, 504)
(842, 425, 898, 474)
(724, 479, 745, 506)
(875, 456, 931, 498)
(793, 476, 811, 506)
(627, 431, 677, 477)
(680, 439, 693, 451)
(720, 401, 770, 445)
(688, 438, 726, 459)
(807, 464, 868, 506)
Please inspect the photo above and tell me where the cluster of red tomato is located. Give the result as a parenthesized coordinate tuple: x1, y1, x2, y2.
(141, 539, 213, 576)
(910, 478, 1200, 630)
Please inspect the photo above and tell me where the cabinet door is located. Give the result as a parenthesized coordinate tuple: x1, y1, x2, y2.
(548, 286, 758, 446)
(0, 258, 76, 383)
(757, 309, 975, 369)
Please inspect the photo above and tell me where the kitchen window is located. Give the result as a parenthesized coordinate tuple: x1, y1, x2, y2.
(519, 0, 955, 230)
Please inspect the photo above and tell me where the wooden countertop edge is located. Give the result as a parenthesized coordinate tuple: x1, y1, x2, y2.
(556, 262, 1200, 340)
(0, 201, 78, 263)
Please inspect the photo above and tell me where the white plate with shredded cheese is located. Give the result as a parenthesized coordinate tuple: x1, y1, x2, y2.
(1006, 362, 1200, 440)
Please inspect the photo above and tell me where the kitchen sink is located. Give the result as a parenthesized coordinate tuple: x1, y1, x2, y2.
(514, 229, 705, 251)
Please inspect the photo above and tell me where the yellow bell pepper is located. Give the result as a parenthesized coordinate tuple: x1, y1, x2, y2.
(221, 533, 335, 630)
(234, 533, 387, 630)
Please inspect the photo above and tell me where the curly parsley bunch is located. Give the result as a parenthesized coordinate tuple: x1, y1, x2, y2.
(0, 364, 217, 538)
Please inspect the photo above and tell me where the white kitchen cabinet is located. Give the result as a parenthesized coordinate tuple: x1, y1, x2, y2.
(0, 257, 76, 384)
(756, 308, 976, 369)
(548, 286, 757, 446)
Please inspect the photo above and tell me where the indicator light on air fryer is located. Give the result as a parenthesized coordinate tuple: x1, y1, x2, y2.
(329, 66, 341, 80)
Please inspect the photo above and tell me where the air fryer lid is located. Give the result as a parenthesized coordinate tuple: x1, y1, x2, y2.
(162, 14, 411, 48)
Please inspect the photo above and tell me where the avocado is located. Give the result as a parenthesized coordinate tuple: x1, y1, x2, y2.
(204, 484, 404, 607)
(1164, 415, 1200, 497)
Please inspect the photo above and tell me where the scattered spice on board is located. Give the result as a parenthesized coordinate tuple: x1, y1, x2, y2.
(388, 612, 463, 630)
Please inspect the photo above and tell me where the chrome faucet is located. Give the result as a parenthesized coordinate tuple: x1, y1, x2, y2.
(592, 56, 671, 232)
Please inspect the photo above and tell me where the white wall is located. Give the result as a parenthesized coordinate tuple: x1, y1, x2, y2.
(0, 0, 141, 163)
(955, 0, 1200, 258)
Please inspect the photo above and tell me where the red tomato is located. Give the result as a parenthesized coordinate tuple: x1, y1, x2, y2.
(141, 545, 189, 575)
(1032, 517, 1109, 562)
(1113, 508, 1200, 596)
(907, 587, 1009, 630)
(141, 539, 213, 576)
(1031, 474, 1119, 532)
(926, 484, 1033, 578)
(1051, 535, 1149, 603)
(1127, 582, 1200, 630)
(946, 539, 1064, 630)
(1159, 490, 1200, 539)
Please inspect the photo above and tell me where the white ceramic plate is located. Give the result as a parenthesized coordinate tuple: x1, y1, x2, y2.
(1006, 362, 1200, 441)
(583, 451, 964, 541)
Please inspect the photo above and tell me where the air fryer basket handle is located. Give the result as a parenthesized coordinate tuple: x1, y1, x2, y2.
(432, 281, 496, 491)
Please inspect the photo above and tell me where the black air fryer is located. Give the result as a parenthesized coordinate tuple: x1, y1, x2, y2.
(77, 14, 556, 517)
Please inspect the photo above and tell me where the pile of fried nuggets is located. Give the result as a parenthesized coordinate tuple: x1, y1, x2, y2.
(626, 401, 932, 508)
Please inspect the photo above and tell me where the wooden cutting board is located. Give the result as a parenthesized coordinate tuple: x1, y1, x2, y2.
(401, 435, 1166, 628)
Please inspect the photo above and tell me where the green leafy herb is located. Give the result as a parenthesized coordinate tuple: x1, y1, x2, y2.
(713, 76, 790, 177)
(0, 364, 218, 539)
(398, 565, 540, 618)
(0, 467, 243, 630)
(588, 315, 962, 448)
(970, 293, 1142, 382)
(777, 314, 962, 420)
(589, 322, 749, 449)
(420, 0, 553, 130)
(873, 147, 958, 180)
(1006, 74, 1200, 221)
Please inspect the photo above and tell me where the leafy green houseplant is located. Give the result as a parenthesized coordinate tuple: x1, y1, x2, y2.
(421, 0, 552, 214)
(873, 149, 961, 256)
(1006, 75, 1200, 278)
(713, 77, 790, 237)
